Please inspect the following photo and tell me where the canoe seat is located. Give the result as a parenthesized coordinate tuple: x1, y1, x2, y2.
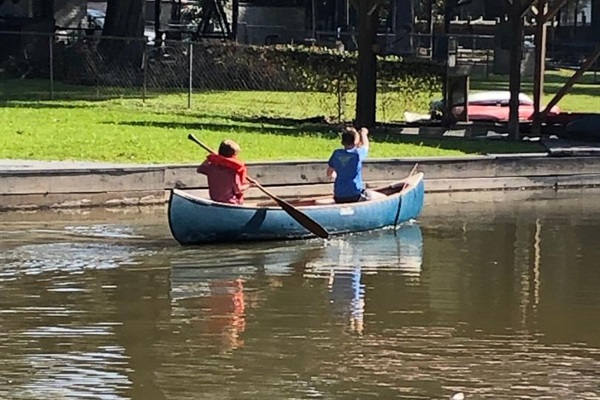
(367, 190, 387, 199)
(315, 198, 335, 205)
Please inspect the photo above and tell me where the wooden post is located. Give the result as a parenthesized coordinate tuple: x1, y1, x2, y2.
(532, 0, 547, 135)
(428, 0, 434, 58)
(520, 0, 537, 17)
(232, 0, 239, 40)
(49, 34, 54, 100)
(508, 0, 524, 140)
(311, 0, 317, 39)
(188, 42, 193, 109)
(154, 0, 161, 47)
(543, 0, 569, 22)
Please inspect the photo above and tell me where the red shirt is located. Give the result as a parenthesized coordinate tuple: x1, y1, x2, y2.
(197, 162, 245, 204)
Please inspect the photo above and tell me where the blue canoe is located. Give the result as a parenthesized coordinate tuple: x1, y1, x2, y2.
(168, 172, 425, 245)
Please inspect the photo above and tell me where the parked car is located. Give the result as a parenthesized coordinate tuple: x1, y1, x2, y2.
(430, 91, 561, 122)
(85, 8, 105, 30)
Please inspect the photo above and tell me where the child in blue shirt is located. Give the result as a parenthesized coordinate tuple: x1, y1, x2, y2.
(327, 126, 370, 203)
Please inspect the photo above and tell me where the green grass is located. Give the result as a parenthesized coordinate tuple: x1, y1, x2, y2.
(2, 75, 583, 164)
(471, 70, 600, 113)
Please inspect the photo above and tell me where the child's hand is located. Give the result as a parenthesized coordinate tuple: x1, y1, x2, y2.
(360, 127, 369, 135)
(330, 171, 337, 180)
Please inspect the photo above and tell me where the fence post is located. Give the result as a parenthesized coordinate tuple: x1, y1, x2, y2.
(336, 78, 342, 122)
(188, 42, 193, 109)
(49, 34, 54, 100)
(486, 48, 490, 79)
(142, 50, 147, 103)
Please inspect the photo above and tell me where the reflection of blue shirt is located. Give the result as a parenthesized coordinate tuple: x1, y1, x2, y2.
(330, 267, 364, 319)
(328, 147, 368, 198)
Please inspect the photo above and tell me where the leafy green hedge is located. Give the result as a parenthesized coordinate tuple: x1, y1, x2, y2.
(265, 44, 444, 92)
(183, 42, 444, 94)
(57, 39, 443, 93)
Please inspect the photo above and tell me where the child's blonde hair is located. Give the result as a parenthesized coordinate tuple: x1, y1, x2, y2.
(218, 140, 241, 157)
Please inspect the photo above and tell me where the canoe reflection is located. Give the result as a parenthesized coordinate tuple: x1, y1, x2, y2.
(169, 223, 423, 348)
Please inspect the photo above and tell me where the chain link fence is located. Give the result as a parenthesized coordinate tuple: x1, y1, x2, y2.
(0, 30, 445, 123)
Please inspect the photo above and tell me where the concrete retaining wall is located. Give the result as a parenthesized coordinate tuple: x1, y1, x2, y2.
(1, 155, 599, 211)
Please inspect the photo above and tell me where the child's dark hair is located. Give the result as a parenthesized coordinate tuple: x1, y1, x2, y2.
(218, 140, 240, 157)
(341, 127, 358, 146)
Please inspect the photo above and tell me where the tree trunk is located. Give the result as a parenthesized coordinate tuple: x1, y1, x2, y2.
(104, 0, 146, 38)
(355, 0, 379, 128)
(101, 0, 146, 65)
(508, 0, 524, 140)
(41, 0, 54, 19)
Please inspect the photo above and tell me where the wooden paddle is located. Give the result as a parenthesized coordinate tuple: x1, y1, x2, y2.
(393, 163, 419, 231)
(187, 134, 329, 239)
(401, 163, 419, 190)
(365, 163, 419, 194)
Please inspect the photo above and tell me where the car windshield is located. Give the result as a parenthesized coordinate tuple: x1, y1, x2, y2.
(88, 9, 105, 19)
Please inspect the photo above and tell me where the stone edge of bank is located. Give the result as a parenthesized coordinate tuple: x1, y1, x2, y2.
(1, 154, 600, 212)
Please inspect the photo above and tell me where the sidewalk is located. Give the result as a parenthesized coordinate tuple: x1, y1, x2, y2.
(0, 159, 158, 171)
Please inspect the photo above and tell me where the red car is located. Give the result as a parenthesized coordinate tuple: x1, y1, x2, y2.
(430, 91, 561, 122)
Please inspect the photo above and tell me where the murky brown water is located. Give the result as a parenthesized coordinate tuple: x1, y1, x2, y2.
(0, 190, 599, 400)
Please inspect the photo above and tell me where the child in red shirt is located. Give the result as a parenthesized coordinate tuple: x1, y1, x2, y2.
(197, 140, 250, 205)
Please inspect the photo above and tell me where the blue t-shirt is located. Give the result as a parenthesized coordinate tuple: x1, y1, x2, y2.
(328, 147, 368, 198)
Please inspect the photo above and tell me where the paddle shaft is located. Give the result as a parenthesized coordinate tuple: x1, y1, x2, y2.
(394, 163, 419, 231)
(187, 134, 329, 239)
(401, 163, 419, 191)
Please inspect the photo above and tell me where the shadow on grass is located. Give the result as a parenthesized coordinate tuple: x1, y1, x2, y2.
(0, 79, 151, 103)
(115, 119, 545, 155)
(0, 101, 102, 109)
(113, 119, 336, 136)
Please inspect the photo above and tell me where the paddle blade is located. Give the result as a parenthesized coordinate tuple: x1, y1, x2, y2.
(274, 198, 329, 239)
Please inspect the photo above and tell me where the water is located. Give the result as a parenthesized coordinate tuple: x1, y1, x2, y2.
(0, 190, 599, 400)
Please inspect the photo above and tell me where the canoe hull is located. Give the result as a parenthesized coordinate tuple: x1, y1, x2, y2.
(168, 173, 425, 245)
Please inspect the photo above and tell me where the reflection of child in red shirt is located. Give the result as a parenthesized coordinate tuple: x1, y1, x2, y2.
(197, 140, 250, 205)
(203, 278, 246, 350)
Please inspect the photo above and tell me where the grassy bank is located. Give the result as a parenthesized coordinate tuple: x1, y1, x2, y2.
(3, 71, 595, 163)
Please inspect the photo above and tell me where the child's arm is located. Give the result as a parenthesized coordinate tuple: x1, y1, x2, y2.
(234, 175, 253, 198)
(196, 160, 209, 174)
(327, 152, 337, 179)
(327, 166, 337, 179)
(357, 127, 369, 150)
